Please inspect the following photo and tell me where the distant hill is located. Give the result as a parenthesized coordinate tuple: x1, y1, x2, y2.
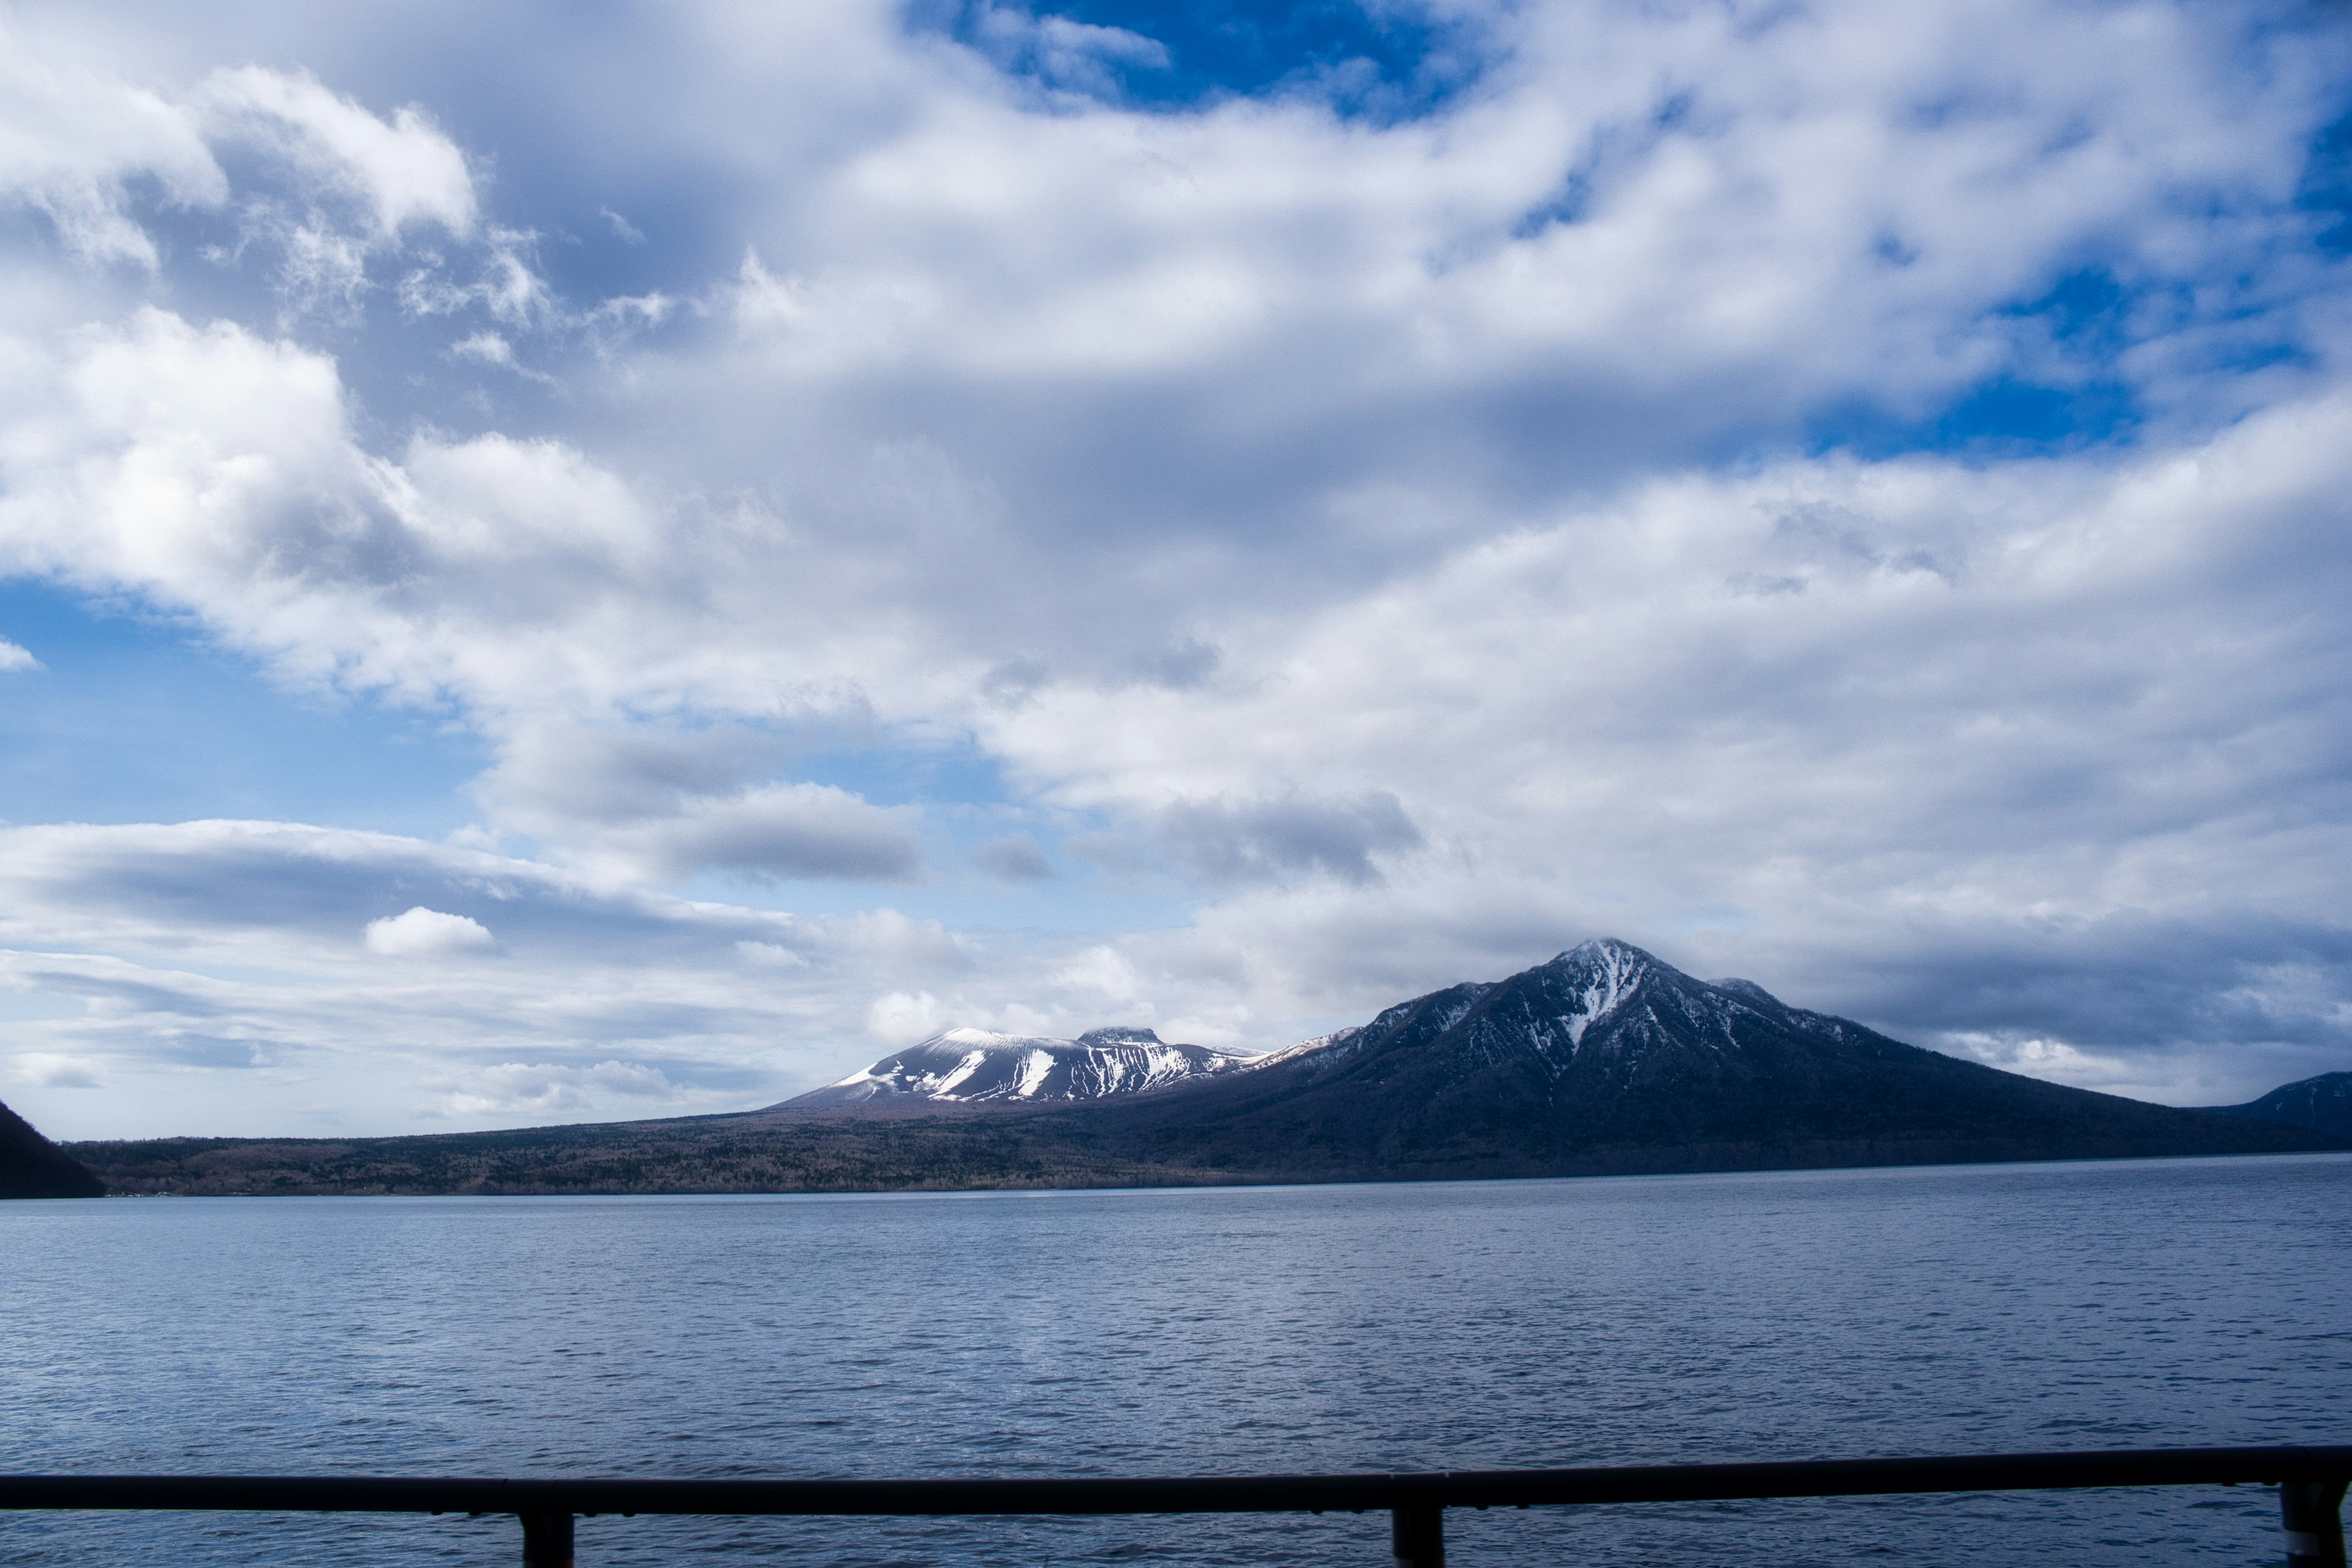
(2196, 1071, 2352, 1140)
(64, 939, 2345, 1196)
(1, 1100, 105, 1199)
(790, 1025, 1259, 1106)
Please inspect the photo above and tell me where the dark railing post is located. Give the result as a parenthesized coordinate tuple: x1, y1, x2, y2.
(1392, 1504, 1443, 1567)
(2282, 1479, 2350, 1568)
(519, 1510, 574, 1568)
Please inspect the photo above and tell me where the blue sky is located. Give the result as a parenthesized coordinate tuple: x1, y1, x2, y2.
(2, 0, 2350, 1137)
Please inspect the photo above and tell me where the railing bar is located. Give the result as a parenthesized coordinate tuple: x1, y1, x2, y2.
(0, 1446, 2346, 1517)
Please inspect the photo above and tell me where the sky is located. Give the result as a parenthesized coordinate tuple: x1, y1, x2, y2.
(1, 0, 2350, 1140)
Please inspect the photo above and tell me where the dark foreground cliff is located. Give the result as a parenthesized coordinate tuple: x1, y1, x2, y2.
(1, 1099, 106, 1199)
(65, 941, 2345, 1196)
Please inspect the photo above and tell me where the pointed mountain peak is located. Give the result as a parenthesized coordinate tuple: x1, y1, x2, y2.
(1553, 936, 1659, 962)
(1545, 938, 1667, 986)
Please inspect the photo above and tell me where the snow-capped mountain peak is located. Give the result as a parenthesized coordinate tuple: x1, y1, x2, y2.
(1546, 939, 1655, 1046)
(790, 1025, 1264, 1106)
(1251, 938, 1795, 1085)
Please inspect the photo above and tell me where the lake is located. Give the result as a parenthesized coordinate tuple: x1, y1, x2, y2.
(4, 1153, 2348, 1566)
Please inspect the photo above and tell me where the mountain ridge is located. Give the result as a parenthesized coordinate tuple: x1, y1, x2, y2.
(788, 1025, 1259, 1106)
(55, 938, 2348, 1195)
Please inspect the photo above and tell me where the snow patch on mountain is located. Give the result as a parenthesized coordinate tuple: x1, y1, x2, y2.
(1251, 1028, 1360, 1071)
(791, 1025, 1264, 1106)
(1552, 939, 1649, 1048)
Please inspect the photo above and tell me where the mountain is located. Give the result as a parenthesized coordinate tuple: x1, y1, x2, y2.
(789, 1026, 1262, 1107)
(1, 1099, 106, 1199)
(2197, 1071, 2352, 1140)
(1052, 940, 2346, 1178)
(60, 940, 2345, 1197)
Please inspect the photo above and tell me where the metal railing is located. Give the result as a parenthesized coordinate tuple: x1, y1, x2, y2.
(4, 1445, 2346, 1566)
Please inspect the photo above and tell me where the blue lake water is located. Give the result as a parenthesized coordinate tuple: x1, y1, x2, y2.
(3, 1153, 2348, 1566)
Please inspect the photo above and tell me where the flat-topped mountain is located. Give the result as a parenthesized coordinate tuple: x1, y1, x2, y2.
(1061, 939, 2344, 1177)
(1, 1099, 105, 1199)
(789, 1025, 1261, 1106)
(2198, 1070, 2352, 1140)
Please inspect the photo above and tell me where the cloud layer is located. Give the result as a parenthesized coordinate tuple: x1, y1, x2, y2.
(1, 0, 2348, 1135)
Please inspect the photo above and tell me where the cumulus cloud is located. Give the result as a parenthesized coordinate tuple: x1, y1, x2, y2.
(0, 637, 39, 671)
(192, 66, 476, 239)
(364, 906, 496, 957)
(0, 28, 226, 264)
(865, 989, 946, 1044)
(0, 37, 483, 301)
(12, 1052, 100, 1089)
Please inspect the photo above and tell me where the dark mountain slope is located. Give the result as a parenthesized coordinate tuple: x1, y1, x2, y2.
(1, 1099, 105, 1199)
(2198, 1071, 2352, 1140)
(1047, 940, 2343, 1179)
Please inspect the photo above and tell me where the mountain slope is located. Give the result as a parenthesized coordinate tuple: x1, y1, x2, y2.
(2198, 1071, 2352, 1140)
(1, 1099, 106, 1199)
(1052, 940, 2344, 1178)
(790, 1026, 1259, 1106)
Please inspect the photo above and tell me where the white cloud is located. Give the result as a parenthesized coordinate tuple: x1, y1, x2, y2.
(192, 66, 476, 239)
(364, 906, 496, 957)
(1944, 1033, 2147, 1095)
(476, 726, 924, 883)
(423, 1058, 680, 1119)
(865, 989, 946, 1045)
(1052, 945, 1145, 1006)
(0, 40, 477, 289)
(0, 309, 674, 720)
(449, 330, 514, 366)
(614, 785, 924, 883)
(0, 637, 39, 671)
(961, 5, 1171, 100)
(0, 26, 226, 265)
(12, 1051, 100, 1088)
